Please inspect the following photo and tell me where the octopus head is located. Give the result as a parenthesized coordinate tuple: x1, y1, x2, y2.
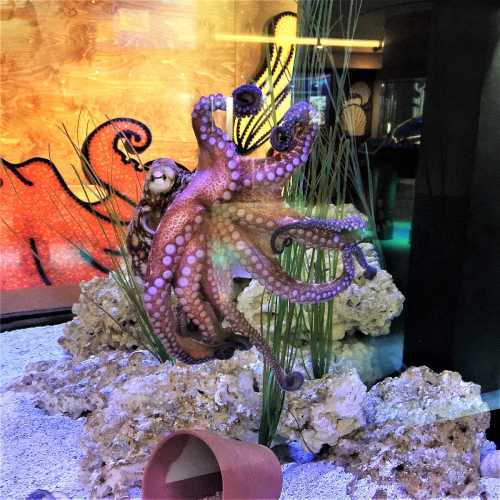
(232, 84, 263, 117)
(147, 159, 178, 195)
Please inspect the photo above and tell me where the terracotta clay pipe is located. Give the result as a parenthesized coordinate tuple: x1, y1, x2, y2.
(142, 429, 283, 499)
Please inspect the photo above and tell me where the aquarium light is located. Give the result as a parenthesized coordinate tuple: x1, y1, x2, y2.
(215, 33, 384, 50)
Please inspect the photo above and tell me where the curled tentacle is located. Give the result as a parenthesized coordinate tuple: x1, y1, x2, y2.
(352, 245, 378, 280)
(192, 93, 227, 144)
(232, 84, 263, 117)
(270, 124, 293, 152)
(228, 221, 358, 304)
(270, 215, 367, 254)
(204, 239, 304, 391)
(239, 101, 319, 187)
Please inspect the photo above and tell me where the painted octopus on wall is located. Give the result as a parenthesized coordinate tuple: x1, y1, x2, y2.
(126, 84, 377, 390)
(0, 119, 154, 290)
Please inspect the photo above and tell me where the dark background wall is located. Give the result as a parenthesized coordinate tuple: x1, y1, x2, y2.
(403, 0, 500, 441)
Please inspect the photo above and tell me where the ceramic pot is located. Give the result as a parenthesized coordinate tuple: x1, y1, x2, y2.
(142, 429, 282, 499)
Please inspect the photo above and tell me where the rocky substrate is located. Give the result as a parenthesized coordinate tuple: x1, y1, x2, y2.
(329, 367, 492, 499)
(59, 241, 404, 364)
(6, 332, 498, 499)
(58, 275, 144, 360)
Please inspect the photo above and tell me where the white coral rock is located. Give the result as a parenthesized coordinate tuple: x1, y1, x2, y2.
(10, 349, 263, 498)
(279, 367, 367, 453)
(238, 242, 404, 341)
(330, 366, 491, 499)
(481, 450, 500, 478)
(59, 275, 143, 359)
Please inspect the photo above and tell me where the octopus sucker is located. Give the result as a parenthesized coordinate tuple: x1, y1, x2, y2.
(126, 83, 377, 391)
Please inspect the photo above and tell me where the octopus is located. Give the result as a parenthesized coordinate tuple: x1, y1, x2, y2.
(127, 84, 377, 391)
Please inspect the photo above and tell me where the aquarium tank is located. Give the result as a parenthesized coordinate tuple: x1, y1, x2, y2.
(1, 1, 499, 499)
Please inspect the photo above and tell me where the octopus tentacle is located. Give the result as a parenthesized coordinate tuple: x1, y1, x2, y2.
(204, 240, 303, 391)
(174, 232, 226, 344)
(143, 201, 209, 360)
(232, 84, 263, 117)
(213, 201, 297, 232)
(351, 244, 378, 280)
(192, 93, 227, 144)
(144, 272, 215, 364)
(146, 200, 206, 280)
(270, 215, 367, 254)
(215, 204, 363, 256)
(239, 102, 319, 187)
(230, 223, 357, 304)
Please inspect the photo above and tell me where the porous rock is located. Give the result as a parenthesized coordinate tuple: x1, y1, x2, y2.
(82, 352, 263, 498)
(237, 243, 404, 342)
(10, 344, 376, 498)
(10, 349, 262, 498)
(279, 367, 367, 453)
(299, 336, 386, 387)
(59, 274, 142, 359)
(8, 350, 160, 418)
(329, 366, 490, 499)
(481, 449, 500, 479)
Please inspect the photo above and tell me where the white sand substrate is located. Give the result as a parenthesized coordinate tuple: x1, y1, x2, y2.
(1, 324, 499, 500)
(0, 324, 88, 500)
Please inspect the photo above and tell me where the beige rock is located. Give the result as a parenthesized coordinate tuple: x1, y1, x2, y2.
(279, 367, 367, 453)
(10, 349, 263, 498)
(298, 336, 386, 387)
(59, 275, 144, 360)
(10, 345, 371, 498)
(329, 366, 491, 499)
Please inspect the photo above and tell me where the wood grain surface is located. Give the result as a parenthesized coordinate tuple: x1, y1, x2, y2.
(1, 0, 294, 182)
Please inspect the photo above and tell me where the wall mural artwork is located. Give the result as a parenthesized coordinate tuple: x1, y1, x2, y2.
(0, 8, 297, 292)
(0, 119, 152, 290)
(233, 11, 297, 154)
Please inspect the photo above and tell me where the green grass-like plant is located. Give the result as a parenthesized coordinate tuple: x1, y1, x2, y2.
(60, 116, 172, 363)
(258, 0, 379, 446)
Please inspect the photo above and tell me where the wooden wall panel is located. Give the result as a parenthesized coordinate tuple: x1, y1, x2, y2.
(1, 0, 295, 179)
(0, 0, 239, 179)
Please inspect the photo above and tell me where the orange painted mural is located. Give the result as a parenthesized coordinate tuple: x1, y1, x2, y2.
(1, 118, 153, 290)
(0, 0, 296, 291)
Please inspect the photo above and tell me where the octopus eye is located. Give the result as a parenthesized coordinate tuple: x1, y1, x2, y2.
(270, 125, 293, 152)
(232, 84, 263, 117)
